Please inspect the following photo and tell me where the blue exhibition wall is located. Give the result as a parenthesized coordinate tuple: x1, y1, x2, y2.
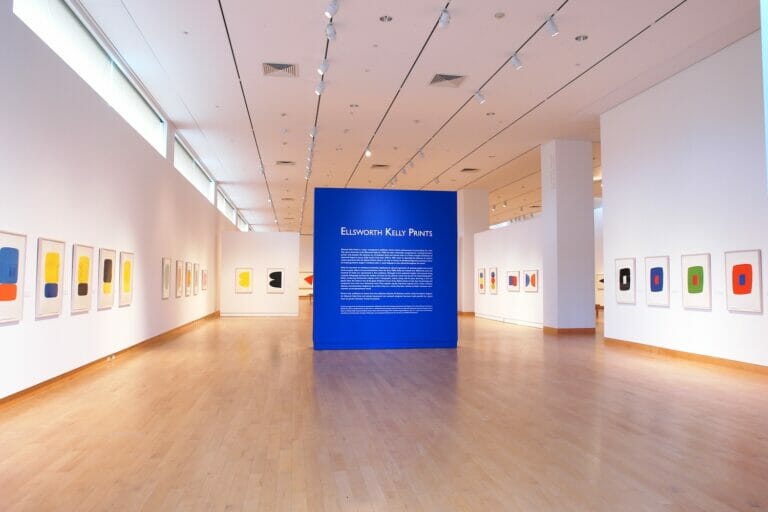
(313, 188, 457, 349)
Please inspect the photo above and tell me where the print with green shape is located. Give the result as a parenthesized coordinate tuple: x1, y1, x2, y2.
(687, 266, 704, 294)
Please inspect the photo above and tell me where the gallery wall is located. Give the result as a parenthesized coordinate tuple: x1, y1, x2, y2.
(0, 7, 234, 398)
(299, 234, 313, 296)
(594, 208, 604, 306)
(602, 32, 768, 366)
(458, 189, 489, 313)
(474, 217, 544, 328)
(220, 232, 300, 316)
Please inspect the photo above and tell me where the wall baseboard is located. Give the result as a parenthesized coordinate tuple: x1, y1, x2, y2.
(458, 311, 475, 317)
(604, 337, 768, 374)
(543, 326, 596, 335)
(0, 311, 219, 407)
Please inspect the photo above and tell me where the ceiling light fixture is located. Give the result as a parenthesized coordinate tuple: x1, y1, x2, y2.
(379, 15, 392, 22)
(418, 150, 425, 158)
(492, 205, 496, 212)
(511, 54, 523, 70)
(364, 147, 372, 158)
(315, 81, 325, 96)
(326, 21, 336, 41)
(438, 8, 450, 28)
(474, 91, 486, 104)
(503, 200, 508, 208)
(575, 34, 588, 42)
(324, 0, 338, 19)
(408, 161, 415, 169)
(402, 167, 408, 176)
(434, 177, 440, 185)
(309, 127, 317, 138)
(546, 16, 559, 37)
(259, 164, 265, 175)
(318, 59, 329, 75)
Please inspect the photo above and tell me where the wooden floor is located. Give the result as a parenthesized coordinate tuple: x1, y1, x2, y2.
(1, 305, 767, 511)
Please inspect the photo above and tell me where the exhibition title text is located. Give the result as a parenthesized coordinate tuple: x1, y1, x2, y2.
(340, 227, 433, 238)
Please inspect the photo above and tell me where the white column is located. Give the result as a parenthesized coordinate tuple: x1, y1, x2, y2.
(457, 189, 489, 312)
(541, 140, 596, 330)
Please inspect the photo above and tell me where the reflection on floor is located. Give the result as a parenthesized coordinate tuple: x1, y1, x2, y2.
(1, 302, 766, 511)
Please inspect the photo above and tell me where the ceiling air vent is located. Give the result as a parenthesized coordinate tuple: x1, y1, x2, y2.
(281, 197, 295, 202)
(429, 74, 466, 88)
(263, 63, 298, 77)
(370, 164, 390, 169)
(275, 160, 295, 166)
(460, 167, 480, 173)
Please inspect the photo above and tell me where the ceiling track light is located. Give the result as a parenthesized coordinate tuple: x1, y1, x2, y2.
(364, 147, 372, 158)
(418, 150, 425, 159)
(474, 90, 486, 104)
(402, 167, 408, 176)
(315, 81, 326, 96)
(408, 161, 415, 169)
(309, 127, 317, 138)
(503, 200, 508, 208)
(324, 0, 338, 19)
(326, 21, 336, 41)
(511, 54, 523, 70)
(259, 164, 265, 175)
(434, 177, 440, 185)
(318, 59, 329, 75)
(546, 16, 559, 37)
(438, 8, 450, 28)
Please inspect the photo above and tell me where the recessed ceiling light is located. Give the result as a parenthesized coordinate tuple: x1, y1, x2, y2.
(379, 15, 392, 22)
(486, 112, 495, 116)
(350, 103, 359, 108)
(494, 12, 505, 19)
(182, 30, 189, 35)
(575, 34, 588, 42)
(280, 112, 287, 117)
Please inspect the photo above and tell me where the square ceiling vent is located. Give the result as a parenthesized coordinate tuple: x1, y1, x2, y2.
(429, 74, 466, 88)
(263, 63, 298, 77)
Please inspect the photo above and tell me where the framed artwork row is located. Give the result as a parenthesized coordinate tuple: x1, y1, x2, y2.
(167, 258, 207, 300)
(0, 230, 134, 324)
(614, 250, 763, 313)
(478, 267, 540, 294)
(234, 267, 286, 294)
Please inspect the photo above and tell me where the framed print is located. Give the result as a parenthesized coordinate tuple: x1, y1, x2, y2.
(478, 268, 485, 294)
(201, 269, 208, 291)
(506, 271, 520, 292)
(615, 258, 635, 304)
(596, 273, 605, 291)
(523, 270, 539, 293)
(185, 262, 192, 297)
(162, 258, 171, 300)
(98, 249, 116, 309)
(71, 244, 94, 313)
(235, 267, 253, 294)
(0, 231, 26, 323)
(725, 250, 762, 313)
(193, 263, 200, 295)
(267, 268, 285, 293)
(119, 252, 134, 307)
(175, 260, 184, 298)
(36, 238, 65, 318)
(488, 267, 498, 294)
(645, 256, 669, 307)
(681, 253, 711, 310)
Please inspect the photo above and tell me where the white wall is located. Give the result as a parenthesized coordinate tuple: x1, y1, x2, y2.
(594, 208, 604, 306)
(0, 6, 233, 399)
(458, 189, 489, 312)
(220, 231, 300, 316)
(474, 217, 544, 328)
(299, 234, 313, 296)
(541, 140, 596, 329)
(602, 32, 768, 366)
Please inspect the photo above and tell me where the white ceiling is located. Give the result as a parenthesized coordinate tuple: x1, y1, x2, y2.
(76, 0, 759, 233)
